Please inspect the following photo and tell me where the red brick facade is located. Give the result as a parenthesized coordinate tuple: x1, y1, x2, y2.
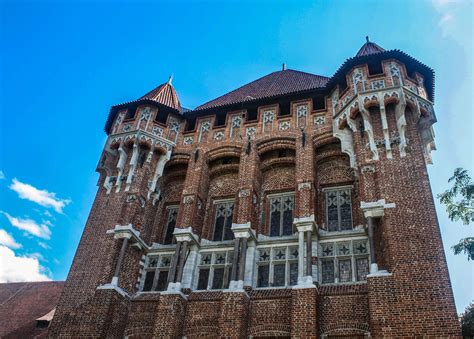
(50, 41, 461, 337)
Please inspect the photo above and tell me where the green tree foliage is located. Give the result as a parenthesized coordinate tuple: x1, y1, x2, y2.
(438, 168, 474, 260)
(461, 302, 474, 338)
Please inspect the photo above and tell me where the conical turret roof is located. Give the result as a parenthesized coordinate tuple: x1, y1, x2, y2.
(355, 36, 385, 57)
(139, 76, 182, 111)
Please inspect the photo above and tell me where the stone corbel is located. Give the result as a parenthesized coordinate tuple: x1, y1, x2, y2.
(360, 199, 395, 218)
(418, 114, 437, 165)
(173, 226, 200, 247)
(125, 140, 140, 191)
(231, 222, 257, 240)
(148, 149, 172, 200)
(395, 90, 408, 157)
(293, 215, 317, 233)
(333, 121, 357, 168)
(115, 142, 127, 192)
(377, 93, 392, 159)
(106, 224, 149, 251)
(359, 108, 379, 161)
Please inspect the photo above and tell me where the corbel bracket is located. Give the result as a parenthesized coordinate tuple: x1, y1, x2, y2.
(231, 222, 257, 241)
(106, 224, 149, 251)
(293, 215, 317, 233)
(360, 199, 395, 218)
(173, 226, 200, 247)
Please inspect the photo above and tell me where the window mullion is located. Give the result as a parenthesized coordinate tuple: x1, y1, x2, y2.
(337, 191, 342, 231)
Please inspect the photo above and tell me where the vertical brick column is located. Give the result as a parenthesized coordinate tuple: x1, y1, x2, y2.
(235, 138, 260, 225)
(359, 163, 379, 202)
(219, 292, 250, 338)
(295, 130, 315, 218)
(176, 146, 209, 236)
(291, 286, 318, 338)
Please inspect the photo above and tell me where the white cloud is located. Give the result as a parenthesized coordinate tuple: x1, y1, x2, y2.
(28, 252, 47, 262)
(439, 13, 454, 25)
(0, 245, 51, 283)
(1, 212, 51, 239)
(9, 178, 71, 213)
(43, 210, 53, 218)
(0, 229, 22, 249)
(37, 241, 51, 250)
(0, 171, 5, 180)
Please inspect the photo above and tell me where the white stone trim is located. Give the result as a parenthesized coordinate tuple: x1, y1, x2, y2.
(107, 224, 148, 251)
(173, 226, 200, 246)
(96, 283, 131, 299)
(231, 222, 256, 240)
(360, 199, 395, 218)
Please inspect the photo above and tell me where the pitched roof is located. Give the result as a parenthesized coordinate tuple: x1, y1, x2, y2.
(194, 69, 329, 111)
(139, 77, 182, 111)
(355, 37, 386, 57)
(0, 281, 64, 338)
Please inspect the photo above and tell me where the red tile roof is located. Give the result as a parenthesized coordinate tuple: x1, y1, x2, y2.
(139, 77, 182, 111)
(194, 69, 329, 111)
(0, 281, 64, 338)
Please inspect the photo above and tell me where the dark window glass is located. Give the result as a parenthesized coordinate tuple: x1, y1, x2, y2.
(143, 271, 155, 291)
(356, 258, 369, 281)
(270, 199, 281, 236)
(156, 270, 169, 291)
(289, 263, 298, 286)
(257, 265, 269, 287)
(339, 191, 352, 230)
(212, 268, 225, 289)
(338, 259, 352, 282)
(322, 260, 335, 284)
(326, 189, 352, 232)
(282, 202, 293, 235)
(197, 268, 210, 290)
(223, 206, 234, 240)
(213, 202, 234, 241)
(164, 207, 178, 244)
(273, 263, 286, 286)
(269, 195, 294, 236)
(213, 213, 225, 241)
(327, 191, 339, 232)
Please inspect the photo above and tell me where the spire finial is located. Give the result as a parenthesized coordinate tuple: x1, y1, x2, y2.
(282, 63, 286, 71)
(366, 36, 370, 43)
(167, 74, 173, 85)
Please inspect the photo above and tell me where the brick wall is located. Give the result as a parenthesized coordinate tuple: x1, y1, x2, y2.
(51, 55, 461, 337)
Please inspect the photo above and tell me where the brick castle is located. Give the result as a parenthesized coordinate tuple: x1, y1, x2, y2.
(50, 38, 461, 337)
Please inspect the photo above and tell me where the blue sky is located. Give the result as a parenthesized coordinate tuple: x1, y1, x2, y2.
(0, 0, 472, 312)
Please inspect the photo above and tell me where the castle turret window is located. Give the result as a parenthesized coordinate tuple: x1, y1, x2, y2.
(268, 193, 295, 237)
(163, 206, 178, 244)
(256, 246, 298, 288)
(319, 239, 369, 284)
(212, 200, 234, 241)
(141, 254, 172, 292)
(196, 250, 233, 290)
(325, 188, 353, 232)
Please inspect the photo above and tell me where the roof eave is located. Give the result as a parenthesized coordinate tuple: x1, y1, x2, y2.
(104, 98, 182, 134)
(185, 86, 328, 116)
